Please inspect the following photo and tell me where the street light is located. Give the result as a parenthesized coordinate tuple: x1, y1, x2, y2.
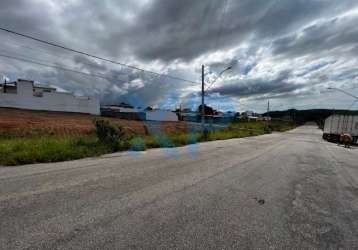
(327, 87, 358, 100)
(201, 65, 232, 131)
(205, 66, 232, 92)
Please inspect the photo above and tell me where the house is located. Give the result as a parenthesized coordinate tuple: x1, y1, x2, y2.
(260, 116, 272, 121)
(238, 111, 265, 121)
(0, 79, 99, 115)
(241, 111, 254, 117)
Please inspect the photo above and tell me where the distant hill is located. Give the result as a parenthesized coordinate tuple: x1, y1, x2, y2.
(264, 109, 358, 127)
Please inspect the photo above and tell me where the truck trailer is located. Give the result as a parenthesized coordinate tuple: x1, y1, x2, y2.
(323, 114, 358, 144)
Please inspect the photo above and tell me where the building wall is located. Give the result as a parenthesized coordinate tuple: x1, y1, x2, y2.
(146, 110, 178, 122)
(0, 80, 100, 115)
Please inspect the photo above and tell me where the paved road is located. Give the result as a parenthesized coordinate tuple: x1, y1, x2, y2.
(0, 124, 357, 249)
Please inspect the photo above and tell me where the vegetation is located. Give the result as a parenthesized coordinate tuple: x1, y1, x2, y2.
(127, 120, 297, 151)
(0, 119, 298, 166)
(94, 119, 125, 151)
(0, 136, 111, 166)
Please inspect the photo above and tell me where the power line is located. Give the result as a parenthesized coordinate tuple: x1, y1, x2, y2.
(5, 40, 80, 65)
(2, 41, 120, 75)
(0, 52, 170, 98)
(3, 42, 165, 84)
(0, 27, 200, 84)
(0, 53, 118, 82)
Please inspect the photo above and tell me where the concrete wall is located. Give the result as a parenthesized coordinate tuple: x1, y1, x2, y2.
(146, 110, 178, 122)
(0, 80, 100, 115)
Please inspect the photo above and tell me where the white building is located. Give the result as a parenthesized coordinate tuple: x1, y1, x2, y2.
(146, 109, 178, 122)
(0, 79, 100, 115)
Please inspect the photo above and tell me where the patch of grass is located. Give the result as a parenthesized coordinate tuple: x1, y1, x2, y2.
(0, 120, 298, 166)
(171, 133, 200, 146)
(0, 136, 111, 166)
(136, 120, 297, 148)
(229, 120, 297, 133)
(205, 129, 265, 141)
(129, 137, 147, 151)
(0, 128, 92, 139)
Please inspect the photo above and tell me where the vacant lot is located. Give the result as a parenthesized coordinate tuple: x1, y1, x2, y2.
(0, 107, 188, 136)
(0, 107, 297, 166)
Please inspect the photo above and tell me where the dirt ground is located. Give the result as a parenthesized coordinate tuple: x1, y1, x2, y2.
(0, 108, 188, 136)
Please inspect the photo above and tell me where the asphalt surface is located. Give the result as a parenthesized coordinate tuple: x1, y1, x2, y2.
(0, 124, 357, 249)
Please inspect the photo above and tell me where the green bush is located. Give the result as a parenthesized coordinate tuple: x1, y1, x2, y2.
(94, 119, 125, 151)
(143, 135, 161, 148)
(171, 133, 199, 146)
(130, 137, 146, 151)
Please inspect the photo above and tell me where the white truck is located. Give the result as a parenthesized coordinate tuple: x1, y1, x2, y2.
(323, 114, 358, 144)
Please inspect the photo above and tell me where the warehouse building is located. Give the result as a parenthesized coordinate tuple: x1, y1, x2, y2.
(0, 79, 100, 115)
(101, 103, 178, 122)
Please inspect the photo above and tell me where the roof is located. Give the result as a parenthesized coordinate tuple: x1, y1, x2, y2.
(33, 83, 56, 91)
(0, 81, 16, 86)
(0, 80, 57, 91)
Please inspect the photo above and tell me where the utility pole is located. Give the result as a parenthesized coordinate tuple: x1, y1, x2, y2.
(267, 100, 270, 117)
(199, 64, 231, 133)
(3, 78, 6, 93)
(179, 103, 182, 121)
(201, 65, 205, 131)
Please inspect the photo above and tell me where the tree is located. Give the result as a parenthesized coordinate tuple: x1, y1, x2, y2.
(198, 104, 214, 116)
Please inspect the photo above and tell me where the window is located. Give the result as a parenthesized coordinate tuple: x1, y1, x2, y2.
(355, 122, 358, 130)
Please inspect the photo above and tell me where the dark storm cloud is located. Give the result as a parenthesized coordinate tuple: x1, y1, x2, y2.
(1, 0, 357, 63)
(272, 12, 358, 58)
(1, 0, 358, 108)
(208, 58, 257, 77)
(117, 0, 358, 62)
(99, 74, 187, 107)
(0, 0, 54, 35)
(209, 70, 304, 98)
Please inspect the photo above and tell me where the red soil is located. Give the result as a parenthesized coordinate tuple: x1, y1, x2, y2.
(0, 108, 187, 136)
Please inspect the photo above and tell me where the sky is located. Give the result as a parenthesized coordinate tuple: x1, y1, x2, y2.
(1, 0, 358, 112)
